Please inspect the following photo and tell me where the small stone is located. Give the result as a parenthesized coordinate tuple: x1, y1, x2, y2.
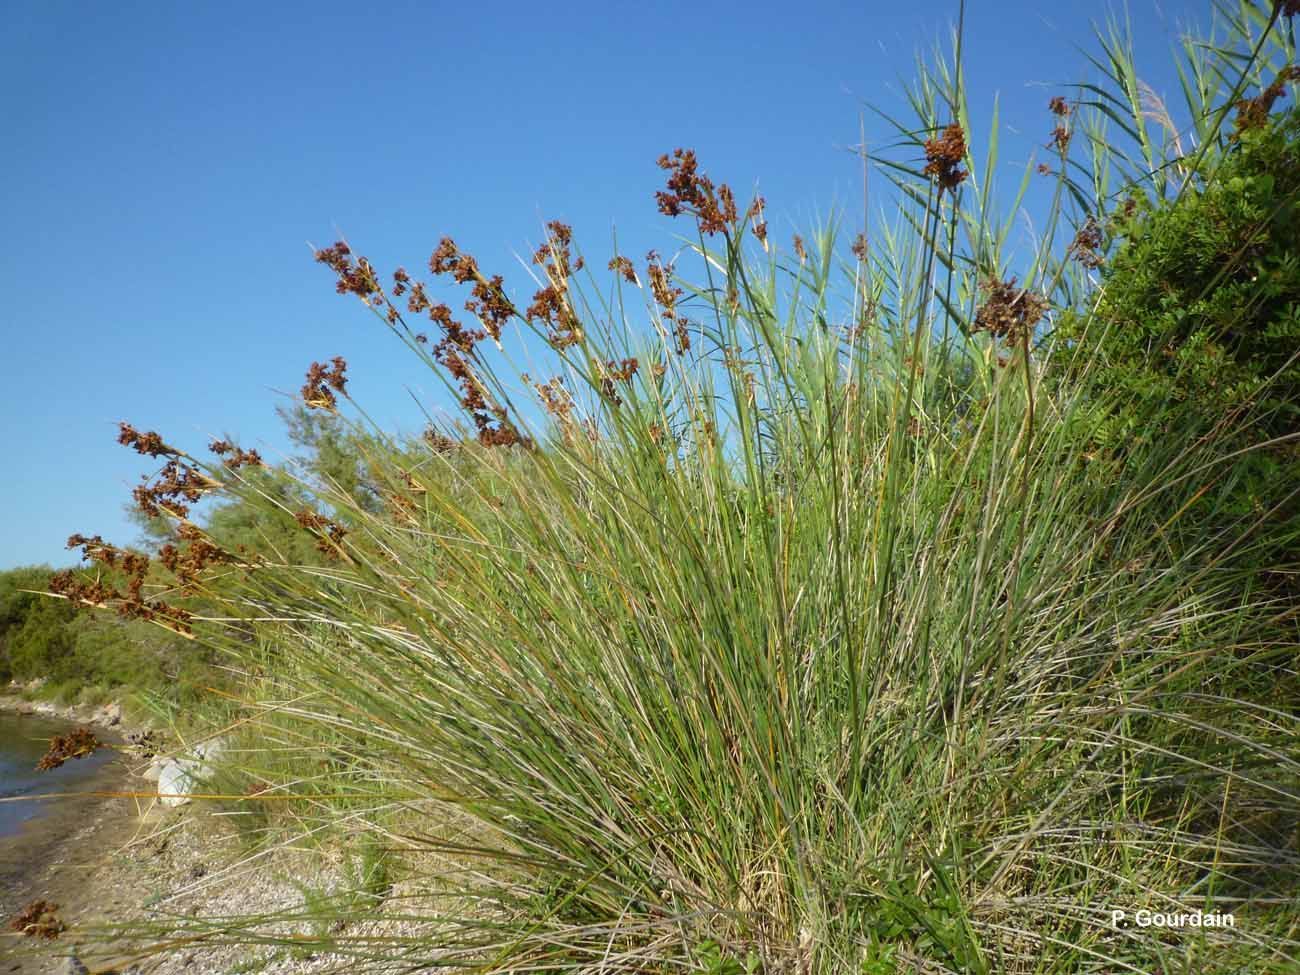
(58, 955, 89, 975)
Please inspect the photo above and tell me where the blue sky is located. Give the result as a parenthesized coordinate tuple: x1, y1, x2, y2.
(1, 0, 1207, 569)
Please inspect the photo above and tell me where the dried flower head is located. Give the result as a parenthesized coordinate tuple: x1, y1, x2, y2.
(36, 728, 103, 771)
(56, 533, 193, 632)
(465, 273, 515, 341)
(598, 358, 639, 405)
(315, 242, 381, 301)
(1070, 216, 1105, 269)
(526, 222, 584, 350)
(130, 458, 213, 519)
(851, 233, 868, 262)
(158, 528, 235, 594)
(646, 251, 690, 354)
(608, 255, 637, 284)
(302, 356, 349, 410)
(10, 900, 65, 939)
(972, 276, 1049, 345)
(117, 423, 176, 458)
(208, 439, 264, 469)
(429, 236, 481, 284)
(423, 428, 459, 453)
(533, 376, 575, 423)
(295, 509, 349, 557)
(1049, 95, 1071, 117)
(747, 197, 768, 244)
(1233, 66, 1300, 136)
(656, 148, 738, 235)
(923, 123, 968, 192)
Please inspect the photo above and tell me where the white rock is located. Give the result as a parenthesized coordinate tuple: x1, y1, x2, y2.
(157, 758, 204, 806)
(154, 738, 227, 805)
(142, 759, 165, 782)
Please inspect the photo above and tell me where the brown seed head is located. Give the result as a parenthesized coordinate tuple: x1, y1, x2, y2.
(117, 423, 176, 458)
(972, 276, 1049, 345)
(302, 356, 348, 410)
(923, 123, 968, 192)
(36, 728, 102, 771)
(656, 148, 737, 235)
(10, 900, 65, 939)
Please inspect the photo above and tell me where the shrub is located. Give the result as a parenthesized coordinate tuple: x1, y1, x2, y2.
(1052, 102, 1300, 520)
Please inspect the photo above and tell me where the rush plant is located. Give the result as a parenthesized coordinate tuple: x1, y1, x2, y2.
(57, 3, 1300, 973)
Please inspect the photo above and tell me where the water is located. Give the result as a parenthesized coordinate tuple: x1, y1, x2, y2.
(0, 710, 115, 838)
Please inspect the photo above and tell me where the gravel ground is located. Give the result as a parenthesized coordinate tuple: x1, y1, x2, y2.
(5, 795, 443, 975)
(3, 718, 443, 975)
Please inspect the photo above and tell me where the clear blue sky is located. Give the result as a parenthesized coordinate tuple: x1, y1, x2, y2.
(1, 0, 1205, 569)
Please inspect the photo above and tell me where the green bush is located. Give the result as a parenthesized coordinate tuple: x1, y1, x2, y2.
(0, 564, 218, 714)
(1053, 104, 1300, 519)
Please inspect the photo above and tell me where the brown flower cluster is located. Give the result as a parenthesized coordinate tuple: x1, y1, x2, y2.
(598, 358, 639, 405)
(851, 233, 869, 262)
(1070, 216, 1104, 269)
(54, 534, 193, 632)
(425, 303, 522, 446)
(792, 235, 807, 263)
(646, 251, 690, 354)
(158, 524, 235, 594)
(532, 375, 575, 423)
(1234, 66, 1300, 136)
(655, 148, 738, 235)
(748, 197, 767, 244)
(525, 222, 585, 351)
(10, 900, 65, 939)
(118, 423, 175, 457)
(426, 237, 518, 340)
(1050, 95, 1071, 154)
(295, 509, 349, 557)
(302, 356, 349, 411)
(608, 255, 637, 283)
(1045, 96, 1073, 152)
(429, 236, 479, 282)
(467, 278, 515, 342)
(923, 123, 968, 192)
(145, 462, 207, 518)
(423, 427, 460, 453)
(131, 455, 213, 519)
(972, 276, 1049, 345)
(36, 728, 102, 771)
(209, 439, 264, 469)
(315, 242, 381, 301)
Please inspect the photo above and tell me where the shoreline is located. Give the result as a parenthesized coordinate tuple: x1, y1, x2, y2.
(0, 690, 142, 738)
(0, 698, 150, 972)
